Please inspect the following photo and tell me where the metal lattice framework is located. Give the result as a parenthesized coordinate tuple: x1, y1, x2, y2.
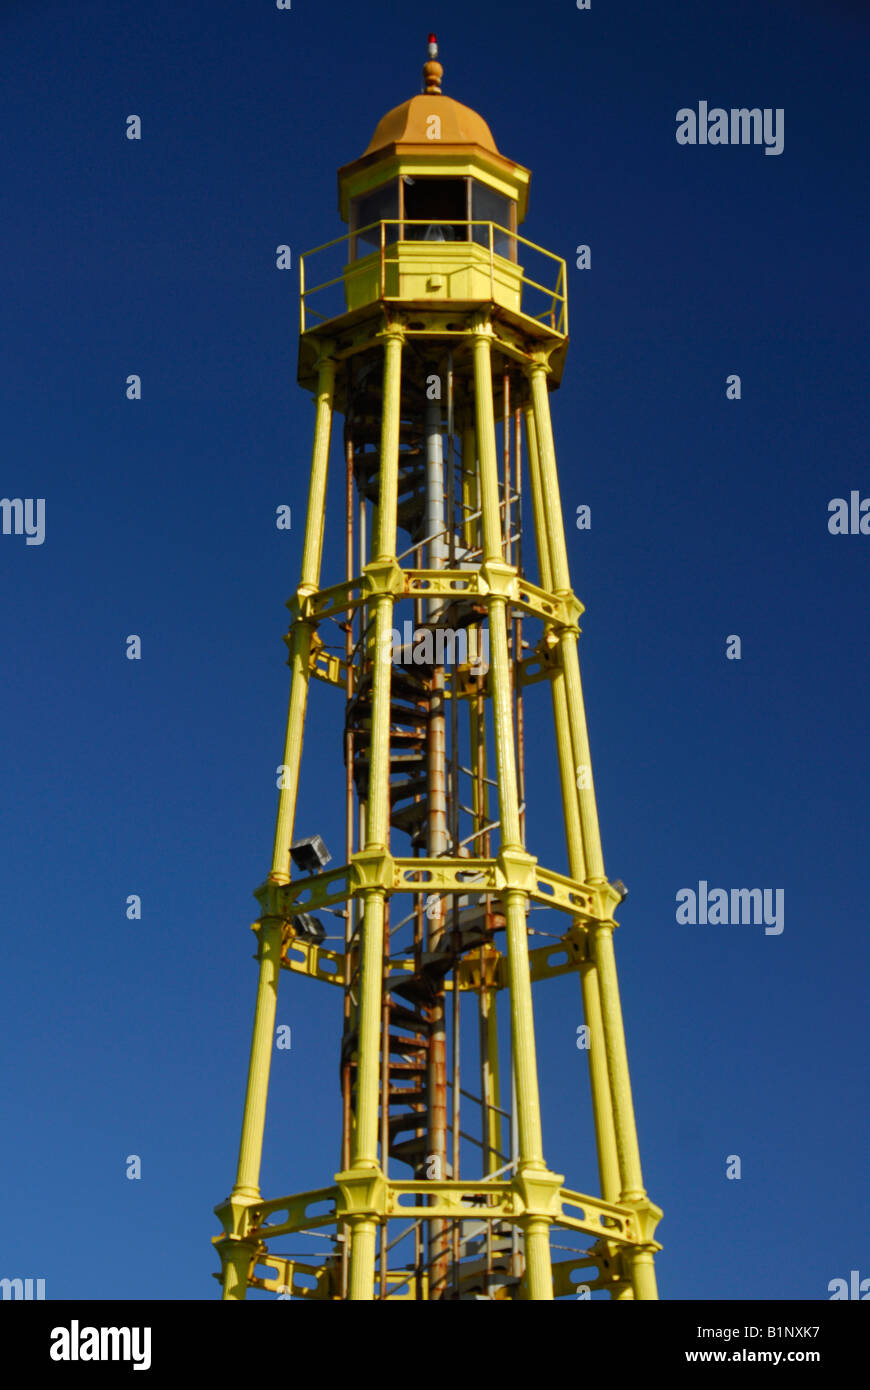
(214, 47, 661, 1302)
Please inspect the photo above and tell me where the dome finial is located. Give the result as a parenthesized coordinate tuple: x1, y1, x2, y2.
(423, 33, 443, 94)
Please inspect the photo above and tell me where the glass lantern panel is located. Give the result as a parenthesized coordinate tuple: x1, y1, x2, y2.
(352, 181, 399, 256)
(471, 183, 514, 259)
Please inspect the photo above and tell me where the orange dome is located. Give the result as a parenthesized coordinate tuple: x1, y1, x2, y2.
(363, 93, 500, 156)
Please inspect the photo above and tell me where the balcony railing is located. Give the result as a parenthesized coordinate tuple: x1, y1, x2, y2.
(299, 220, 568, 337)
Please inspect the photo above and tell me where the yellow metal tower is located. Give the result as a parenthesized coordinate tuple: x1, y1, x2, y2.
(214, 37, 661, 1301)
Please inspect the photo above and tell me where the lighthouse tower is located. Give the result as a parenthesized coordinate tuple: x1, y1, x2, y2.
(213, 38, 661, 1301)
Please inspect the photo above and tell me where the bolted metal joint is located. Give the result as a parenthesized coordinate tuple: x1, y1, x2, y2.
(361, 558, 405, 597)
(496, 847, 538, 894)
(349, 849, 395, 894)
(478, 559, 519, 598)
(513, 1167, 565, 1218)
(334, 1168, 388, 1216)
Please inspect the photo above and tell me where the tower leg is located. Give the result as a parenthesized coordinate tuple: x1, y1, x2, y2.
(591, 923, 660, 1299)
(218, 917, 283, 1298)
(216, 1236, 259, 1302)
(272, 349, 336, 881)
(348, 1217, 380, 1301)
(527, 360, 659, 1300)
(522, 400, 622, 1216)
(218, 350, 337, 1300)
(473, 322, 555, 1300)
(230, 921, 285, 1200)
(346, 326, 404, 1301)
(527, 363, 605, 879)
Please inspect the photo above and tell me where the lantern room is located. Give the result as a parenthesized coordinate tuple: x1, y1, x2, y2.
(334, 36, 532, 313)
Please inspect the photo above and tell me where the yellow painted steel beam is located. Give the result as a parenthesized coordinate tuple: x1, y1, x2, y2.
(522, 396, 622, 1217)
(280, 926, 603, 995)
(297, 565, 577, 628)
(472, 316, 558, 1299)
(271, 349, 336, 884)
(527, 360, 604, 880)
(247, 1257, 334, 1300)
(527, 356, 660, 1299)
(298, 305, 567, 396)
(280, 934, 346, 986)
(550, 1256, 622, 1300)
(217, 348, 338, 1302)
(269, 855, 604, 924)
(244, 1178, 658, 1252)
(345, 325, 404, 1301)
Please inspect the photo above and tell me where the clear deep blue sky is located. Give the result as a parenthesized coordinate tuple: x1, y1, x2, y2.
(1, 0, 867, 1301)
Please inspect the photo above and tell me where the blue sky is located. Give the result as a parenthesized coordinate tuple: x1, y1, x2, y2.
(1, 0, 867, 1300)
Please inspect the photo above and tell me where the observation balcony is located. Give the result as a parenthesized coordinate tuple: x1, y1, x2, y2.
(298, 220, 568, 338)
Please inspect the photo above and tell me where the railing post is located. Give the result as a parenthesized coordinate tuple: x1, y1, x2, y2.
(380, 220, 385, 299)
(489, 222, 494, 301)
(563, 262, 569, 336)
(299, 255, 305, 335)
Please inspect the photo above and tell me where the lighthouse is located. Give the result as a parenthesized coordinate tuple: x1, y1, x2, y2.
(213, 37, 661, 1301)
